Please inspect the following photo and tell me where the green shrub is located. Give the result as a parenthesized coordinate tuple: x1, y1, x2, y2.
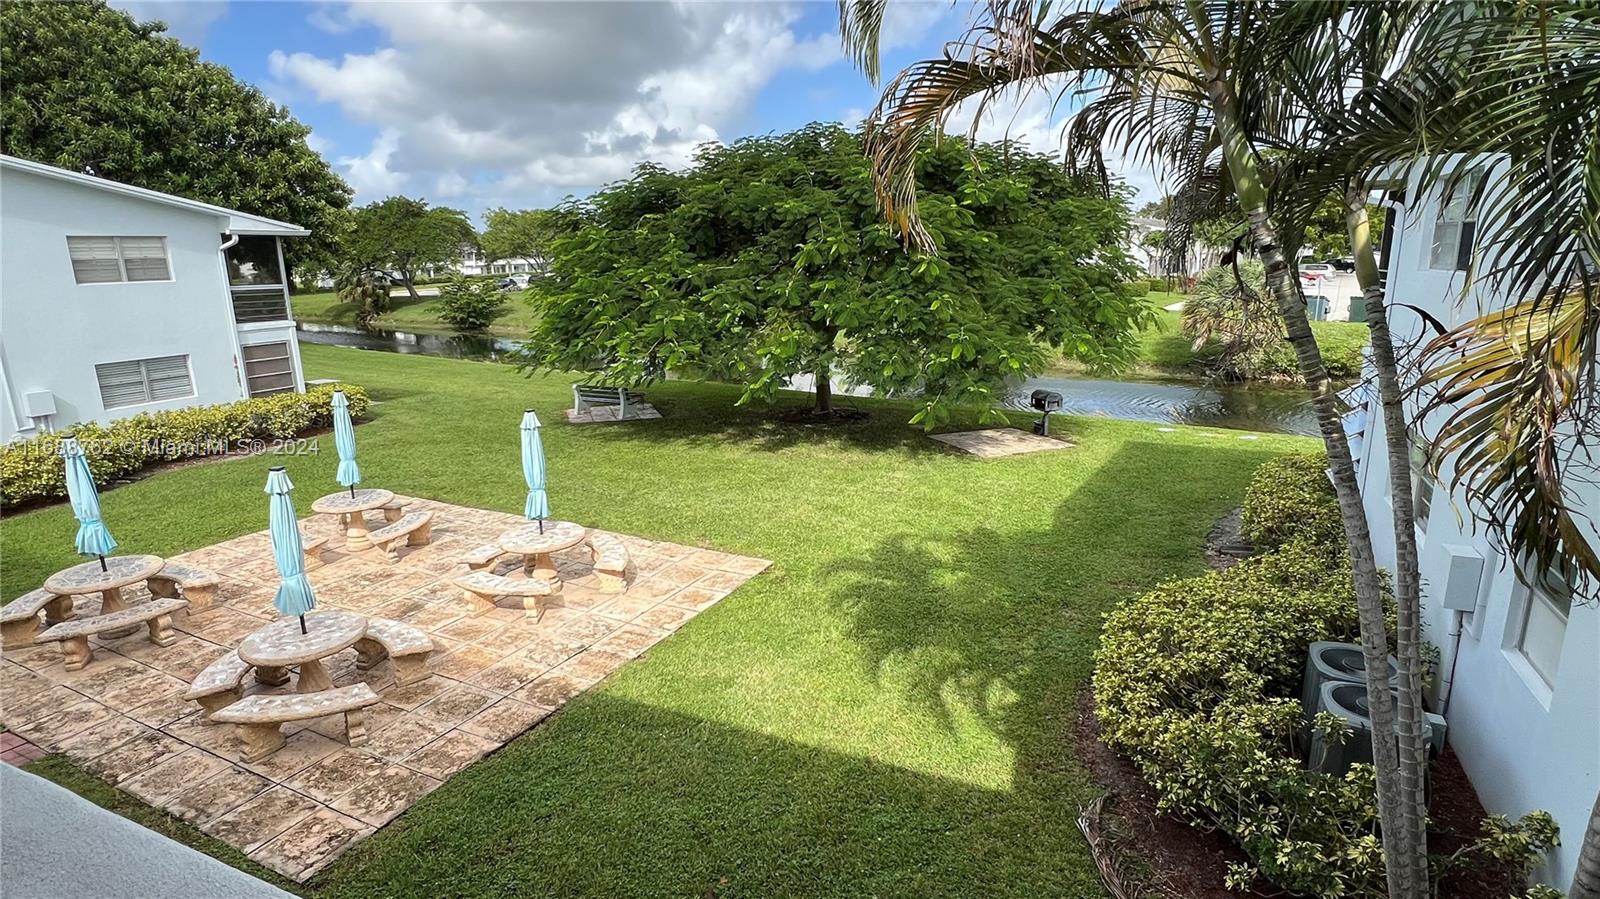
(436, 276, 508, 331)
(1241, 451, 1344, 550)
(0, 383, 368, 506)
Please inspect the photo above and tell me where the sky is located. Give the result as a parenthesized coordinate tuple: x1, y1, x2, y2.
(113, 0, 1162, 226)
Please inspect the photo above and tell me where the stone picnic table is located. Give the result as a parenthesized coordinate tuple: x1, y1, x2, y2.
(237, 610, 367, 693)
(311, 488, 396, 553)
(43, 555, 166, 637)
(497, 520, 588, 583)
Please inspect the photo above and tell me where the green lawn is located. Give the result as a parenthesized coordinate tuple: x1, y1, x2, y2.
(3, 344, 1314, 897)
(291, 289, 541, 339)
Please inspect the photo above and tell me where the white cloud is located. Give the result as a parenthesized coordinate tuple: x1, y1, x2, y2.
(271, 1, 843, 208)
(111, 0, 228, 46)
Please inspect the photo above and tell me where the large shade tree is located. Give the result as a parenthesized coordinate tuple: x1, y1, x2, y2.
(519, 123, 1146, 424)
(343, 197, 476, 300)
(0, 1, 351, 268)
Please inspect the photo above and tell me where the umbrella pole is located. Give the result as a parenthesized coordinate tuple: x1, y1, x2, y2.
(98, 554, 108, 573)
(538, 518, 544, 534)
(349, 484, 356, 499)
(300, 614, 308, 635)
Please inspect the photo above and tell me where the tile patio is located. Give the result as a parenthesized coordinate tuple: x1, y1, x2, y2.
(929, 428, 1073, 458)
(0, 497, 769, 881)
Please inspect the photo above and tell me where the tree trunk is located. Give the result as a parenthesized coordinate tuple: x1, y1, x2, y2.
(814, 368, 833, 414)
(401, 273, 420, 300)
(1346, 186, 1433, 880)
(1206, 76, 1425, 899)
(1575, 789, 1600, 899)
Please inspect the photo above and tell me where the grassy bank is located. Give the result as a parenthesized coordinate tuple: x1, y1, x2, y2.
(5, 344, 1314, 897)
(290, 289, 540, 339)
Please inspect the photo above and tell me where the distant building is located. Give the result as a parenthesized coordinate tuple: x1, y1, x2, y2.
(0, 155, 309, 442)
(454, 246, 544, 277)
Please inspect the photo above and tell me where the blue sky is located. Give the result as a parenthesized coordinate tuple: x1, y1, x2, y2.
(116, 1, 1159, 225)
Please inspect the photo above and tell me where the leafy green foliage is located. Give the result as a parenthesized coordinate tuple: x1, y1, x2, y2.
(435, 277, 508, 332)
(479, 207, 575, 268)
(1241, 451, 1344, 550)
(344, 197, 475, 296)
(520, 123, 1146, 424)
(1181, 263, 1365, 381)
(0, 1, 351, 269)
(0, 384, 367, 506)
(334, 264, 392, 324)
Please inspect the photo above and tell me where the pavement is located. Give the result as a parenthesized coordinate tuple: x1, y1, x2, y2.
(0, 764, 295, 899)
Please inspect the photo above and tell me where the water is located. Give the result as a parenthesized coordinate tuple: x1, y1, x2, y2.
(298, 322, 1318, 436)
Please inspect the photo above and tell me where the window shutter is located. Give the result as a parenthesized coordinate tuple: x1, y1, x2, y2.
(119, 237, 171, 281)
(68, 237, 123, 284)
(143, 355, 193, 400)
(243, 342, 296, 396)
(95, 360, 152, 407)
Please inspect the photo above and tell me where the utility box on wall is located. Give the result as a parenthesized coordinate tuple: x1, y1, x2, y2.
(1439, 543, 1486, 612)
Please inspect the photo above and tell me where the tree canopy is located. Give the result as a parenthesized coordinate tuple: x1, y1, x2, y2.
(0, 1, 351, 268)
(480, 207, 575, 269)
(519, 123, 1144, 424)
(344, 197, 475, 298)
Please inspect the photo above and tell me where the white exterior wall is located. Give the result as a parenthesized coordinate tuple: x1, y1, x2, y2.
(1357, 166, 1599, 889)
(0, 167, 304, 442)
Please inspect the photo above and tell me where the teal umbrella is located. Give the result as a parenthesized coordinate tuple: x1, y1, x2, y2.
(265, 467, 316, 633)
(521, 409, 549, 533)
(62, 435, 117, 571)
(332, 390, 361, 499)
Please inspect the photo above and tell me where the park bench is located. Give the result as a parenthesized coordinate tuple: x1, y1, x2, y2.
(146, 563, 220, 613)
(183, 651, 253, 717)
(353, 617, 436, 686)
(0, 588, 75, 650)
(381, 499, 405, 524)
(586, 533, 630, 593)
(572, 384, 644, 417)
(463, 544, 504, 572)
(368, 511, 434, 562)
(303, 534, 329, 566)
(35, 598, 188, 671)
(211, 682, 380, 762)
(452, 570, 560, 620)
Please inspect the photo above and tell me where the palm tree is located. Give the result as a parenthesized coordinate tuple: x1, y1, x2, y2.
(334, 262, 392, 326)
(840, 3, 1436, 895)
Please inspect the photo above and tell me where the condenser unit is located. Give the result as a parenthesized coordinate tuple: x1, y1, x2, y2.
(1308, 682, 1449, 778)
(1300, 641, 1398, 719)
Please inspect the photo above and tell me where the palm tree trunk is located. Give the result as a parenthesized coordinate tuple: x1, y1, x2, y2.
(1575, 788, 1600, 899)
(1346, 187, 1433, 877)
(1206, 76, 1424, 899)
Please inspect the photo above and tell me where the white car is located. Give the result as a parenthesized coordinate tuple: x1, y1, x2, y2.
(1300, 263, 1335, 281)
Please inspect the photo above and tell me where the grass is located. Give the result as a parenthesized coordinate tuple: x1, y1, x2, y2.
(290, 289, 541, 339)
(3, 344, 1315, 897)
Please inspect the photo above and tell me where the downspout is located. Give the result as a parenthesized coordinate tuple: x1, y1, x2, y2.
(218, 231, 249, 398)
(1438, 609, 1465, 715)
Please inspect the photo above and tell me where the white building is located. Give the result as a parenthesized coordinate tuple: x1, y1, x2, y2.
(455, 245, 543, 277)
(0, 155, 310, 443)
(1353, 161, 1597, 889)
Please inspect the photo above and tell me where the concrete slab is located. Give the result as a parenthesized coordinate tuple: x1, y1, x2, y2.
(0, 764, 294, 899)
(929, 428, 1072, 459)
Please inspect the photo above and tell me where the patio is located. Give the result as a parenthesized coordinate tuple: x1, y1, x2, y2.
(0, 496, 769, 881)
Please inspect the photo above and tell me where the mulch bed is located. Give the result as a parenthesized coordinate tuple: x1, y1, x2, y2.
(1075, 691, 1518, 899)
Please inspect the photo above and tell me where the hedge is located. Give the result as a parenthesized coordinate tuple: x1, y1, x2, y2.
(1093, 453, 1557, 896)
(0, 383, 369, 506)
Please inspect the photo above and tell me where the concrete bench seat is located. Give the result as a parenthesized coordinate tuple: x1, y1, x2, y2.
(573, 384, 644, 415)
(586, 533, 630, 593)
(452, 570, 560, 620)
(380, 499, 405, 524)
(147, 563, 220, 613)
(35, 598, 188, 671)
(211, 683, 380, 762)
(463, 544, 504, 572)
(183, 651, 253, 717)
(353, 617, 436, 686)
(367, 511, 433, 562)
(302, 534, 329, 566)
(1, 588, 75, 650)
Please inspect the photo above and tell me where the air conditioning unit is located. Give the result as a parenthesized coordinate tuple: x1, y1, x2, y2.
(1300, 641, 1398, 719)
(1308, 682, 1448, 778)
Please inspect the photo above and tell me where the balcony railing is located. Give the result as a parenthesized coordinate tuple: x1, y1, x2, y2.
(231, 287, 289, 324)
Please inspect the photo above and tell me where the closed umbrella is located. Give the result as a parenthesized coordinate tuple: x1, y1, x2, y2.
(521, 409, 549, 533)
(62, 435, 117, 571)
(332, 390, 361, 499)
(265, 467, 316, 634)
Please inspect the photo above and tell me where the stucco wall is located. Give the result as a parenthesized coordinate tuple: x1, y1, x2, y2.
(1359, 169, 1599, 889)
(1, 168, 247, 440)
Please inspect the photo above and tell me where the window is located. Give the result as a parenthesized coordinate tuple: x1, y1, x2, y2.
(225, 236, 286, 287)
(68, 236, 171, 284)
(95, 355, 193, 408)
(1429, 170, 1482, 271)
(242, 342, 296, 396)
(1410, 438, 1435, 532)
(1514, 563, 1574, 687)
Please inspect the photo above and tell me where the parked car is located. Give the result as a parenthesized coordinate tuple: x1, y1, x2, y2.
(1300, 262, 1336, 280)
